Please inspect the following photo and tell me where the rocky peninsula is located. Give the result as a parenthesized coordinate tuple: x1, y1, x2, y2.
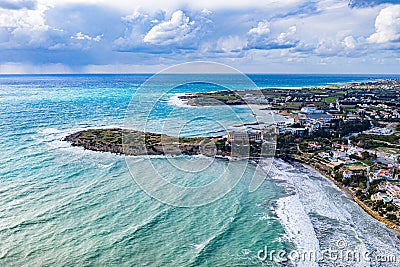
(63, 128, 221, 156)
(63, 128, 275, 159)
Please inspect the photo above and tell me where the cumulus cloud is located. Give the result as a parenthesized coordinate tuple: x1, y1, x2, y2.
(0, 3, 104, 51)
(247, 23, 298, 50)
(248, 21, 271, 36)
(0, 4, 47, 28)
(112, 9, 162, 51)
(143, 10, 198, 45)
(0, 4, 59, 48)
(114, 9, 211, 52)
(368, 5, 400, 43)
(276, 26, 297, 45)
(0, 0, 36, 10)
(343, 35, 356, 49)
(71, 32, 102, 42)
(216, 35, 247, 52)
(312, 35, 365, 58)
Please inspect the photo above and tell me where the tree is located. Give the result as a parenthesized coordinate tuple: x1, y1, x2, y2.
(386, 214, 397, 221)
(361, 151, 370, 160)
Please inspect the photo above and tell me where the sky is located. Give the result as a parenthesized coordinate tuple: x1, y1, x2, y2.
(0, 0, 399, 74)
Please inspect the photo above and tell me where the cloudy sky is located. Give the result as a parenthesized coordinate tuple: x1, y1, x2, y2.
(0, 0, 399, 73)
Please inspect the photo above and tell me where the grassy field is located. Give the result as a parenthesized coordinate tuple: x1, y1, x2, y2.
(323, 96, 338, 103)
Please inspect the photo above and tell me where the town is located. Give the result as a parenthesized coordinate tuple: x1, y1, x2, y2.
(182, 79, 400, 229)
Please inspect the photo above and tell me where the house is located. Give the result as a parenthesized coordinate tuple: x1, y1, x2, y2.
(387, 185, 400, 202)
(378, 182, 400, 202)
(310, 122, 321, 132)
(337, 157, 357, 165)
(372, 169, 393, 181)
(371, 192, 391, 203)
(227, 130, 263, 143)
(347, 146, 365, 158)
(228, 131, 247, 143)
(332, 143, 348, 152)
(332, 151, 347, 159)
(291, 128, 308, 136)
(278, 126, 290, 134)
(306, 113, 333, 123)
(364, 127, 393, 135)
(343, 170, 354, 179)
(308, 142, 322, 150)
(300, 106, 324, 114)
(318, 152, 330, 158)
(248, 130, 263, 143)
(345, 115, 362, 121)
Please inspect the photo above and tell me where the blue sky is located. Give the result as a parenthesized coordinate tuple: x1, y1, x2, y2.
(0, 0, 399, 73)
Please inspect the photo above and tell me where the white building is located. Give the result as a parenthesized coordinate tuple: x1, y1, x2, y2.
(300, 106, 324, 114)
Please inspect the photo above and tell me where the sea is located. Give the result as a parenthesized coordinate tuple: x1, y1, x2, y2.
(1, 74, 400, 266)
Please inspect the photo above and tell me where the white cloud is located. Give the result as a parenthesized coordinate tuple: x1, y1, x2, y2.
(115, 9, 211, 51)
(113, 9, 164, 50)
(277, 25, 297, 45)
(0, 4, 61, 48)
(248, 21, 270, 36)
(0, 3, 48, 28)
(216, 35, 247, 52)
(143, 10, 196, 45)
(368, 5, 400, 43)
(246, 22, 298, 50)
(343, 35, 356, 49)
(71, 32, 102, 42)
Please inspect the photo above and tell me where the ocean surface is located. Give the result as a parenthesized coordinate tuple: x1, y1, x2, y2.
(1, 74, 400, 266)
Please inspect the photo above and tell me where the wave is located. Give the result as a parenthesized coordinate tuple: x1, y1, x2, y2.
(111, 207, 174, 246)
(168, 93, 191, 108)
(267, 158, 400, 266)
(188, 199, 242, 267)
(267, 161, 320, 267)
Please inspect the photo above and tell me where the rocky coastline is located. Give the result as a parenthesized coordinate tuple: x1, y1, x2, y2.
(63, 128, 219, 157)
(63, 128, 275, 159)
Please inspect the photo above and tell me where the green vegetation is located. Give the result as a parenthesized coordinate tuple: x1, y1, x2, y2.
(350, 134, 400, 149)
(312, 119, 370, 138)
(323, 96, 338, 103)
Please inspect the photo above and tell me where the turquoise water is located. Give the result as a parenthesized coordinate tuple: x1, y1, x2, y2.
(1, 74, 400, 266)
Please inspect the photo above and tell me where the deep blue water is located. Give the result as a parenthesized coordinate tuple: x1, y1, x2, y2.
(1, 74, 400, 266)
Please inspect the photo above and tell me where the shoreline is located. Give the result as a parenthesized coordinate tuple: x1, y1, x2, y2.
(285, 156, 400, 234)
